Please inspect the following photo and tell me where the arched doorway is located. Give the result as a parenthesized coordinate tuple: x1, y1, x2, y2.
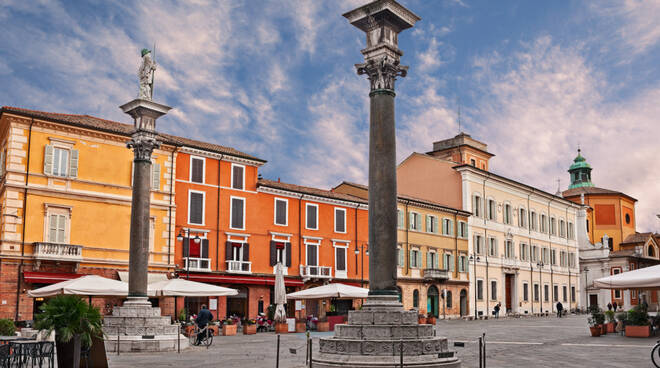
(460, 289, 467, 317)
(427, 286, 439, 317)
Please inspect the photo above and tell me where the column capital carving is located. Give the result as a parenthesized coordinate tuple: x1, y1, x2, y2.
(356, 55, 408, 92)
(127, 131, 160, 162)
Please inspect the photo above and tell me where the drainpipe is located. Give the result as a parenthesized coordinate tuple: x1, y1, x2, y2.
(167, 146, 178, 267)
(404, 200, 409, 275)
(215, 155, 224, 271)
(298, 194, 304, 269)
(547, 197, 553, 313)
(482, 176, 490, 314)
(354, 203, 359, 278)
(16, 118, 34, 321)
(527, 194, 533, 314)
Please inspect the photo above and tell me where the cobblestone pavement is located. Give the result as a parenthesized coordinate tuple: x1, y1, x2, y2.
(107, 315, 657, 368)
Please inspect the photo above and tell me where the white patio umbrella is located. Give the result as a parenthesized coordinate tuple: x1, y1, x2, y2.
(286, 283, 369, 299)
(148, 278, 238, 297)
(28, 275, 128, 297)
(594, 264, 660, 289)
(274, 262, 287, 323)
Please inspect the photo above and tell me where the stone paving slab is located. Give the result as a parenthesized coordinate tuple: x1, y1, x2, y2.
(107, 315, 657, 368)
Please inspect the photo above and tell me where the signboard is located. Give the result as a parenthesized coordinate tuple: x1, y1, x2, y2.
(295, 300, 302, 311)
(209, 299, 218, 310)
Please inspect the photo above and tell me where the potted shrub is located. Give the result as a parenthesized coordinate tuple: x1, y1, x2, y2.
(427, 315, 437, 325)
(222, 318, 237, 336)
(207, 321, 219, 336)
(605, 310, 616, 333)
(316, 317, 329, 332)
(0, 318, 16, 336)
(243, 319, 257, 335)
(587, 317, 601, 337)
(418, 313, 427, 325)
(295, 318, 307, 333)
(595, 311, 606, 334)
(34, 295, 103, 368)
(625, 305, 651, 337)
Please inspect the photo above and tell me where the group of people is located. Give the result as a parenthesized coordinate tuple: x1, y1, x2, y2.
(492, 301, 567, 318)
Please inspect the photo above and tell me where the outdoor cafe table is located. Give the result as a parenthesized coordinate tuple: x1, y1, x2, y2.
(7, 339, 45, 368)
(0, 336, 27, 344)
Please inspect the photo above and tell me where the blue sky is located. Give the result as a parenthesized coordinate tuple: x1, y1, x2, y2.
(1, 0, 659, 231)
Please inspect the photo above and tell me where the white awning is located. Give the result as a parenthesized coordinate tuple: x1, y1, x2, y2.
(28, 275, 128, 297)
(118, 271, 168, 284)
(148, 278, 238, 297)
(286, 283, 369, 299)
(593, 264, 660, 289)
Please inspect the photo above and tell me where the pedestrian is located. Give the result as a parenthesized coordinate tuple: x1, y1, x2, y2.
(607, 302, 612, 311)
(556, 301, 563, 318)
(494, 302, 501, 318)
(613, 301, 618, 311)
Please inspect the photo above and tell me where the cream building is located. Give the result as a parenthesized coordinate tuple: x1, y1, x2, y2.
(397, 133, 582, 318)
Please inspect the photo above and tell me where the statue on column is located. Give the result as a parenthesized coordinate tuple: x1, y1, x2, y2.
(138, 48, 156, 100)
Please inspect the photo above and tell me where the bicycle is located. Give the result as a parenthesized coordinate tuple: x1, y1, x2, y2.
(652, 340, 660, 367)
(189, 324, 213, 348)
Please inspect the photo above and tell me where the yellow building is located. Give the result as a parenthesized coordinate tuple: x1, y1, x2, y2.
(334, 182, 471, 318)
(0, 107, 176, 321)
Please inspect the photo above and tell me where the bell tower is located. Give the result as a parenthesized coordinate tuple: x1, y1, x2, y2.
(568, 148, 594, 189)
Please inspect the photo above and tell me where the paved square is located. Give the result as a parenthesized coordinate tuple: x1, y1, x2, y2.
(107, 315, 656, 368)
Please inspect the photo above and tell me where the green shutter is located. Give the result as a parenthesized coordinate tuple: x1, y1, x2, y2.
(425, 215, 431, 232)
(69, 149, 79, 178)
(152, 163, 161, 189)
(416, 250, 421, 268)
(409, 250, 414, 268)
(44, 145, 54, 175)
(416, 215, 421, 231)
(409, 213, 414, 230)
(450, 255, 455, 272)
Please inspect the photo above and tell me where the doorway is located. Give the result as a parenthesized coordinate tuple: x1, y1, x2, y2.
(427, 286, 439, 317)
(460, 289, 467, 317)
(227, 287, 248, 318)
(505, 274, 514, 313)
(589, 294, 598, 309)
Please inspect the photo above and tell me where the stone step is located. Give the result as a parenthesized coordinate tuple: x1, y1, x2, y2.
(319, 336, 449, 356)
(348, 310, 418, 325)
(112, 306, 162, 317)
(103, 324, 179, 336)
(103, 316, 173, 327)
(335, 324, 433, 340)
(104, 334, 188, 353)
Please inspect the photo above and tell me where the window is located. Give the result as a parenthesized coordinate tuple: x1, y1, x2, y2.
(553, 285, 559, 302)
(475, 235, 484, 255)
(559, 220, 566, 238)
(571, 286, 576, 302)
(477, 280, 484, 300)
(562, 285, 567, 302)
(530, 211, 537, 231)
(446, 290, 452, 308)
(269, 240, 291, 267)
(306, 241, 319, 266)
(397, 210, 405, 229)
(542, 247, 549, 264)
(568, 222, 574, 239)
(544, 284, 549, 302)
(441, 218, 452, 235)
(427, 251, 439, 269)
(188, 190, 204, 225)
(551, 249, 557, 266)
(519, 208, 527, 228)
(520, 243, 528, 261)
(458, 221, 468, 238)
(523, 283, 529, 302)
(410, 249, 421, 268)
(613, 269, 621, 298)
(274, 198, 288, 226)
(504, 203, 512, 224)
(470, 158, 476, 166)
(306, 204, 318, 230)
(531, 245, 538, 262)
(335, 246, 347, 273)
(0, 149, 6, 177)
(550, 217, 557, 236)
(487, 199, 496, 221)
(534, 284, 539, 301)
(491, 281, 497, 300)
(586, 219, 589, 232)
(186, 237, 211, 271)
(427, 215, 439, 234)
(560, 251, 566, 267)
(47, 213, 67, 243)
(397, 247, 404, 267)
(231, 164, 244, 190)
(413, 290, 419, 308)
(335, 208, 346, 233)
(230, 197, 245, 230)
(44, 145, 78, 178)
(190, 156, 205, 183)
(540, 214, 547, 233)
(625, 214, 631, 224)
(472, 195, 482, 217)
(409, 212, 421, 231)
(458, 255, 467, 272)
(568, 252, 576, 268)
(488, 237, 497, 257)
(505, 240, 514, 259)
(444, 253, 454, 271)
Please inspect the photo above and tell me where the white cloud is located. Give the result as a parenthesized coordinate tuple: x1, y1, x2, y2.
(593, 0, 660, 58)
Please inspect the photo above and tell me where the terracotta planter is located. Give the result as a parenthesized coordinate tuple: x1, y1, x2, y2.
(275, 322, 289, 334)
(625, 325, 651, 338)
(599, 324, 607, 335)
(184, 325, 195, 337)
(208, 325, 219, 336)
(589, 326, 601, 337)
(427, 317, 437, 325)
(295, 322, 306, 333)
(243, 324, 257, 335)
(606, 322, 616, 333)
(316, 321, 329, 332)
(418, 317, 427, 325)
(222, 324, 237, 336)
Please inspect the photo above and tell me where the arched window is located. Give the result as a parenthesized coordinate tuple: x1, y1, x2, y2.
(446, 290, 452, 308)
(413, 289, 419, 308)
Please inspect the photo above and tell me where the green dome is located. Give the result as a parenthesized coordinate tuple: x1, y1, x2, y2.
(569, 151, 591, 171)
(568, 148, 593, 189)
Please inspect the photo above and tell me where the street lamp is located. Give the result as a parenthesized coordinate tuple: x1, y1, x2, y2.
(177, 228, 200, 319)
(537, 261, 544, 314)
(469, 254, 480, 319)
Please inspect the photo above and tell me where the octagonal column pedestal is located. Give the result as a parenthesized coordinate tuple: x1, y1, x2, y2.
(312, 295, 460, 368)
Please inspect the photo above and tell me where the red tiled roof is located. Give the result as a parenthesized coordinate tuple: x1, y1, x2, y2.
(257, 179, 367, 204)
(562, 186, 637, 202)
(621, 232, 658, 245)
(0, 106, 265, 162)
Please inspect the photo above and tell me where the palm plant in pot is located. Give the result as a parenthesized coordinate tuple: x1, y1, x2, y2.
(34, 295, 103, 368)
(625, 305, 650, 337)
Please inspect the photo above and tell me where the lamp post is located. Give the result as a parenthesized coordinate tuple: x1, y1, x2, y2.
(469, 254, 480, 319)
(584, 267, 589, 310)
(176, 228, 201, 319)
(537, 261, 544, 314)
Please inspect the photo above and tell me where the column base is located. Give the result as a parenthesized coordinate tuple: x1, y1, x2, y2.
(123, 296, 152, 307)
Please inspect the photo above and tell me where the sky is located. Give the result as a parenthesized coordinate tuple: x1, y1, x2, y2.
(1, 0, 659, 232)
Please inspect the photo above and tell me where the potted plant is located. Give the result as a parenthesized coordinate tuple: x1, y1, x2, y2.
(605, 310, 616, 333)
(0, 318, 16, 336)
(243, 319, 257, 335)
(34, 295, 103, 368)
(418, 313, 427, 325)
(295, 318, 307, 333)
(625, 305, 651, 337)
(595, 311, 606, 334)
(587, 317, 601, 337)
(222, 318, 237, 336)
(316, 317, 329, 332)
(427, 315, 437, 325)
(207, 321, 219, 336)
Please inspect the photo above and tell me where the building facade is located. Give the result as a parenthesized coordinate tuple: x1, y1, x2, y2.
(398, 134, 582, 317)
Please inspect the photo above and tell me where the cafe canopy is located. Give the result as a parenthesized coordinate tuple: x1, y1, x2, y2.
(286, 283, 369, 299)
(594, 264, 660, 289)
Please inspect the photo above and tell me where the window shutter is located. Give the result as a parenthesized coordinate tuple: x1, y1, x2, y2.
(409, 250, 414, 268)
(285, 242, 292, 267)
(416, 215, 421, 231)
(152, 163, 160, 189)
(183, 238, 190, 258)
(44, 145, 54, 175)
(426, 252, 431, 269)
(201, 239, 209, 258)
(450, 255, 455, 271)
(434, 217, 439, 234)
(426, 216, 431, 232)
(68, 149, 79, 178)
(0, 150, 5, 177)
(408, 213, 414, 229)
(48, 214, 57, 242)
(269, 241, 277, 266)
(398, 249, 404, 266)
(57, 215, 66, 243)
(337, 248, 346, 271)
(225, 241, 232, 261)
(242, 244, 250, 272)
(416, 250, 421, 267)
(398, 210, 404, 228)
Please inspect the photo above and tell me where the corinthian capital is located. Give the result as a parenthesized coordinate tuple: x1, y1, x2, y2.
(356, 56, 409, 92)
(127, 131, 160, 162)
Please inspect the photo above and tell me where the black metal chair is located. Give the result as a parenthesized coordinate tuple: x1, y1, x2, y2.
(34, 342, 54, 368)
(0, 344, 9, 368)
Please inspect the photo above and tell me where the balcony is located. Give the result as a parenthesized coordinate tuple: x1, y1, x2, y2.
(423, 268, 449, 281)
(226, 260, 251, 274)
(300, 265, 332, 279)
(33, 242, 82, 262)
(184, 257, 212, 272)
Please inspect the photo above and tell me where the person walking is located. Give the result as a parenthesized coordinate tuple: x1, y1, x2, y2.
(613, 301, 618, 311)
(556, 301, 564, 318)
(607, 302, 612, 311)
(494, 302, 501, 319)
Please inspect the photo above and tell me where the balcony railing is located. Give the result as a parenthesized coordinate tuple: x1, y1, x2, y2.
(422, 268, 449, 280)
(226, 260, 251, 273)
(33, 242, 82, 262)
(300, 265, 332, 279)
(184, 257, 211, 272)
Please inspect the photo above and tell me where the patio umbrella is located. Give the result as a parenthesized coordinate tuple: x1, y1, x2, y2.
(274, 262, 287, 323)
(286, 283, 369, 299)
(27, 275, 128, 297)
(148, 278, 238, 297)
(594, 264, 660, 289)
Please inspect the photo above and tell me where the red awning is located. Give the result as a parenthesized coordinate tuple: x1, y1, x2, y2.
(24, 271, 81, 284)
(183, 273, 304, 287)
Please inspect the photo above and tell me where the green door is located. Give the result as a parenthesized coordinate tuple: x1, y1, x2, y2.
(427, 286, 439, 317)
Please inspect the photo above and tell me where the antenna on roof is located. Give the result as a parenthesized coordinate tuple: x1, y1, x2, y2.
(555, 178, 561, 195)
